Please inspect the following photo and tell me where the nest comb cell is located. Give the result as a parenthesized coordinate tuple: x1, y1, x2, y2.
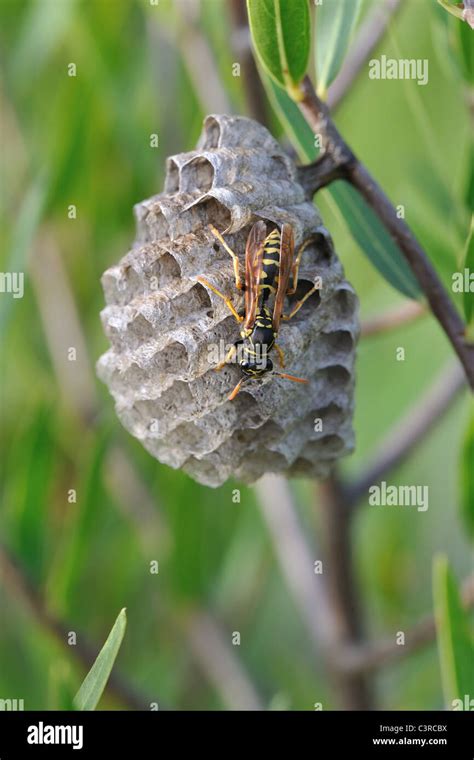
(97, 114, 359, 487)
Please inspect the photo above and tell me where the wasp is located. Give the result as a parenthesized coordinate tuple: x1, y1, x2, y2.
(198, 221, 320, 400)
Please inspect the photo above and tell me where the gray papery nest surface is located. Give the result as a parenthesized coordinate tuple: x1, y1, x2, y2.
(97, 115, 359, 487)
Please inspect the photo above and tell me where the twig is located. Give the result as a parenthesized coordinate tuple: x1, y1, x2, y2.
(174, 0, 233, 115)
(342, 573, 474, 674)
(29, 236, 98, 423)
(317, 474, 374, 710)
(184, 610, 264, 710)
(345, 361, 466, 507)
(361, 300, 425, 337)
(297, 76, 474, 390)
(228, 0, 269, 125)
(254, 475, 339, 658)
(327, 0, 403, 111)
(255, 475, 374, 710)
(0, 543, 153, 711)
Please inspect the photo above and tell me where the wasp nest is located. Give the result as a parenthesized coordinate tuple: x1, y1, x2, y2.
(97, 115, 359, 487)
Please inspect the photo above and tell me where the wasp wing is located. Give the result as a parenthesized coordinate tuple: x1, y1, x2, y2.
(272, 224, 295, 332)
(243, 220, 267, 330)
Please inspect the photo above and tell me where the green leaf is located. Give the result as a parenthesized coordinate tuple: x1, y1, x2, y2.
(433, 557, 474, 707)
(460, 402, 474, 540)
(263, 73, 421, 298)
(465, 144, 474, 211)
(74, 609, 127, 711)
(264, 71, 318, 160)
(315, 0, 362, 97)
(330, 182, 421, 299)
(462, 216, 474, 329)
(247, 0, 311, 97)
(455, 11, 474, 83)
(437, 0, 465, 22)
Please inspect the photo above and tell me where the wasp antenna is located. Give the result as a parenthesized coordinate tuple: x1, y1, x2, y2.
(275, 372, 309, 384)
(228, 378, 245, 400)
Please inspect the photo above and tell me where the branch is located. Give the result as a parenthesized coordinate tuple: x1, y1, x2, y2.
(255, 475, 339, 657)
(183, 610, 264, 710)
(297, 76, 474, 390)
(327, 0, 403, 111)
(345, 361, 466, 507)
(0, 543, 153, 711)
(173, 0, 232, 115)
(317, 474, 374, 710)
(255, 475, 373, 710)
(343, 573, 474, 674)
(361, 300, 425, 337)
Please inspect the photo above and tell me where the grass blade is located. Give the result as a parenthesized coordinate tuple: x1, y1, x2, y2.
(74, 608, 127, 711)
(433, 556, 474, 707)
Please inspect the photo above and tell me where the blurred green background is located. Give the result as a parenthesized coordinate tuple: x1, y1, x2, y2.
(0, 0, 472, 710)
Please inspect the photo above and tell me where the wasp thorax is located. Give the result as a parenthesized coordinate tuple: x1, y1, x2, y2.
(97, 114, 359, 487)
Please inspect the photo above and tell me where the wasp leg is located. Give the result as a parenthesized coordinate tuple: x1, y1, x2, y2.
(274, 342, 286, 368)
(197, 276, 243, 323)
(209, 225, 244, 291)
(282, 282, 321, 321)
(215, 342, 241, 371)
(286, 236, 318, 295)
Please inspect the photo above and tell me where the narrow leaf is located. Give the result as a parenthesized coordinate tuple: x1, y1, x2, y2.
(460, 402, 474, 540)
(263, 73, 421, 298)
(437, 0, 465, 22)
(330, 182, 421, 299)
(74, 608, 127, 711)
(456, 10, 474, 80)
(433, 556, 474, 707)
(247, 0, 311, 97)
(315, 0, 362, 97)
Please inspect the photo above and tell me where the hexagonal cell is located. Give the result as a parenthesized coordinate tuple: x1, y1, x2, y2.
(313, 228, 334, 265)
(148, 252, 181, 288)
(286, 278, 322, 320)
(317, 365, 352, 386)
(304, 435, 346, 460)
(142, 208, 170, 243)
(319, 330, 354, 355)
(180, 156, 215, 193)
(233, 419, 283, 446)
(189, 196, 232, 231)
(198, 115, 221, 150)
(150, 341, 188, 375)
(268, 154, 292, 181)
(164, 158, 179, 192)
(334, 287, 357, 320)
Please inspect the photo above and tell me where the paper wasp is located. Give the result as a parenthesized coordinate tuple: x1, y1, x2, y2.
(198, 221, 320, 400)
